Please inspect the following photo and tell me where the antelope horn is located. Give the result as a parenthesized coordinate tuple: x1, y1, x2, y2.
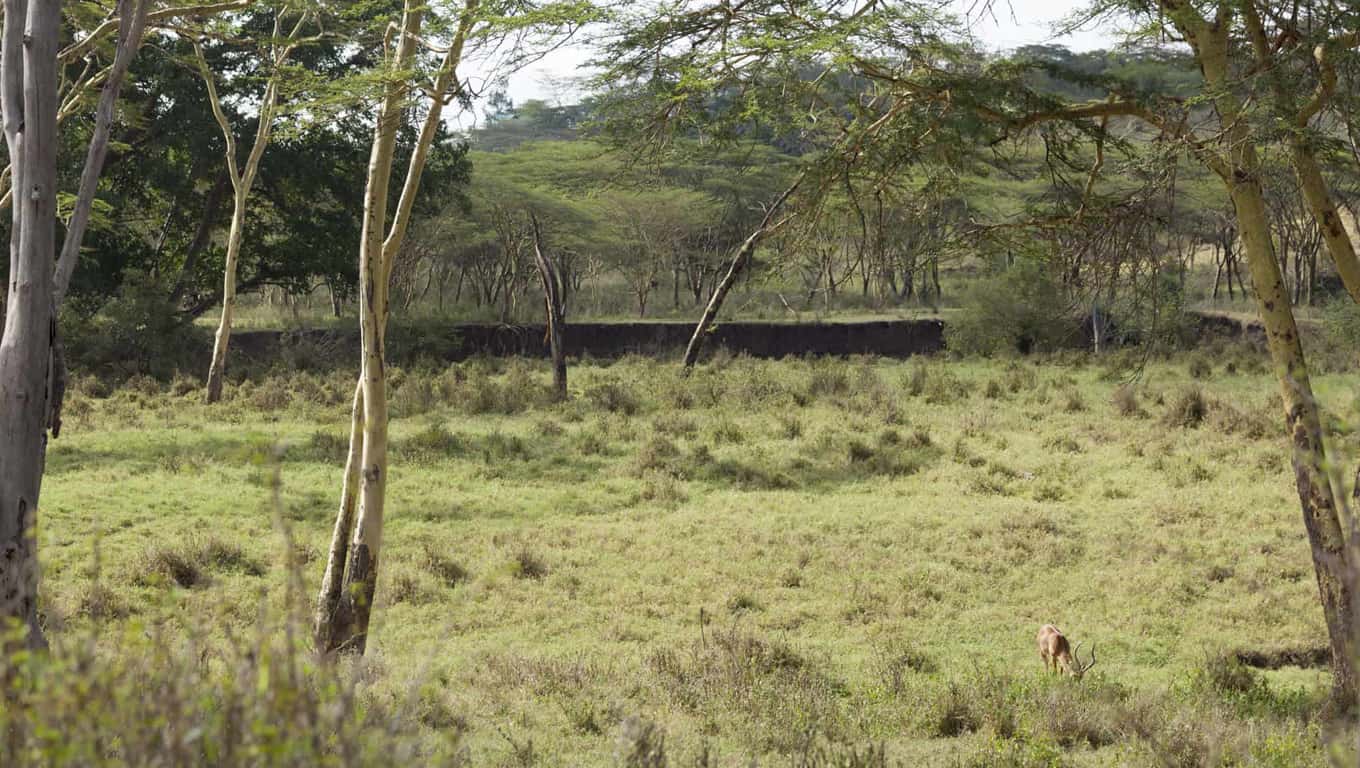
(1083, 643, 1097, 672)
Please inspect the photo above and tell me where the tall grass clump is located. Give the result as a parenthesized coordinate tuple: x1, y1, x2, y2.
(0, 609, 464, 766)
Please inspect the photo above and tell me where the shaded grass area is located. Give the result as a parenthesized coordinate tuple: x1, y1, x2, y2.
(26, 350, 1360, 765)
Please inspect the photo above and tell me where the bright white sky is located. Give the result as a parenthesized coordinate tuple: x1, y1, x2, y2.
(493, 0, 1123, 106)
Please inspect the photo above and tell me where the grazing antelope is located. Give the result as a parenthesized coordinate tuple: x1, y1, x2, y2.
(1037, 624, 1097, 678)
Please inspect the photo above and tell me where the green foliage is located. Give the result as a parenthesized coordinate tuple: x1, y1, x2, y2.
(945, 261, 1076, 356)
(1321, 298, 1360, 353)
(0, 616, 464, 766)
(63, 269, 209, 378)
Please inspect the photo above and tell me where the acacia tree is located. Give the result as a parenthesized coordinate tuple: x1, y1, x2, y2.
(598, 0, 1360, 698)
(595, 0, 969, 367)
(198, 3, 313, 402)
(313, 0, 591, 655)
(1120, 0, 1360, 700)
(599, 186, 719, 318)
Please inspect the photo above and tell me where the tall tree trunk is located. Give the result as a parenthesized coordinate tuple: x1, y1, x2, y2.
(1233, 174, 1356, 700)
(53, 0, 150, 306)
(201, 13, 303, 403)
(531, 214, 567, 400)
(313, 379, 363, 652)
(1180, 3, 1358, 700)
(170, 169, 230, 306)
(0, 0, 59, 650)
(205, 186, 250, 402)
(315, 0, 477, 654)
(682, 176, 802, 369)
(314, 6, 419, 655)
(1212, 247, 1224, 300)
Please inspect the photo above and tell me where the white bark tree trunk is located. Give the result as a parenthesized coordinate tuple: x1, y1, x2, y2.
(0, 0, 243, 650)
(202, 11, 307, 403)
(314, 0, 480, 654)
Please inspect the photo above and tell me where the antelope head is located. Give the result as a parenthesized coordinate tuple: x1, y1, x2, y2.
(1067, 640, 1098, 679)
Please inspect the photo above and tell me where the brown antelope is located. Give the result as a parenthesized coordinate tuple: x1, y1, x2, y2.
(1037, 624, 1097, 678)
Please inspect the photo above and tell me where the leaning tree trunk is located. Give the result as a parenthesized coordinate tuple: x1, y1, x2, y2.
(682, 176, 802, 369)
(1233, 173, 1357, 700)
(313, 379, 363, 652)
(0, 0, 59, 650)
(1186, 6, 1358, 700)
(531, 214, 567, 399)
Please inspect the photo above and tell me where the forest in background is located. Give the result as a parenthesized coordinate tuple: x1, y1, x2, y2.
(27, 40, 1358, 348)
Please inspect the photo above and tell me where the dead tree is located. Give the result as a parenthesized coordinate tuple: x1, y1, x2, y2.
(530, 213, 567, 400)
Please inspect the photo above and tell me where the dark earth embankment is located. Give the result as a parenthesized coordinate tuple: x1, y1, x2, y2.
(225, 311, 1264, 370)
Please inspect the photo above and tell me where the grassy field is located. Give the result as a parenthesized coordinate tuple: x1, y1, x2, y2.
(27, 348, 1360, 765)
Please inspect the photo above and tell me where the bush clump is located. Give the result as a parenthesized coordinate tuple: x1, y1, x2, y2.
(945, 261, 1077, 356)
(1163, 387, 1208, 428)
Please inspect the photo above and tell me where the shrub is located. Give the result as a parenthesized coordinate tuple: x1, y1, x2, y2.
(646, 626, 847, 752)
(249, 377, 291, 411)
(1188, 355, 1213, 380)
(1320, 297, 1360, 356)
(904, 361, 929, 396)
(387, 570, 433, 605)
(76, 582, 130, 620)
(635, 435, 681, 473)
(639, 471, 688, 506)
(587, 377, 641, 415)
(1209, 401, 1273, 439)
(391, 376, 438, 417)
(1164, 388, 1208, 428)
(63, 269, 209, 379)
(872, 641, 937, 695)
(1063, 390, 1086, 413)
(711, 420, 745, 445)
(922, 366, 971, 405)
(616, 716, 668, 768)
(304, 430, 349, 463)
(396, 422, 464, 461)
(945, 260, 1077, 355)
(652, 413, 697, 439)
(134, 537, 262, 589)
(3, 610, 464, 764)
(807, 362, 851, 398)
(1004, 362, 1038, 392)
(726, 591, 761, 613)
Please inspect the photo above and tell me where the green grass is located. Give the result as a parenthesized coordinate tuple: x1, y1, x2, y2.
(30, 351, 1360, 765)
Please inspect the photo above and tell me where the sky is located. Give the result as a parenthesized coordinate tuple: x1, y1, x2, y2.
(493, 0, 1123, 107)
